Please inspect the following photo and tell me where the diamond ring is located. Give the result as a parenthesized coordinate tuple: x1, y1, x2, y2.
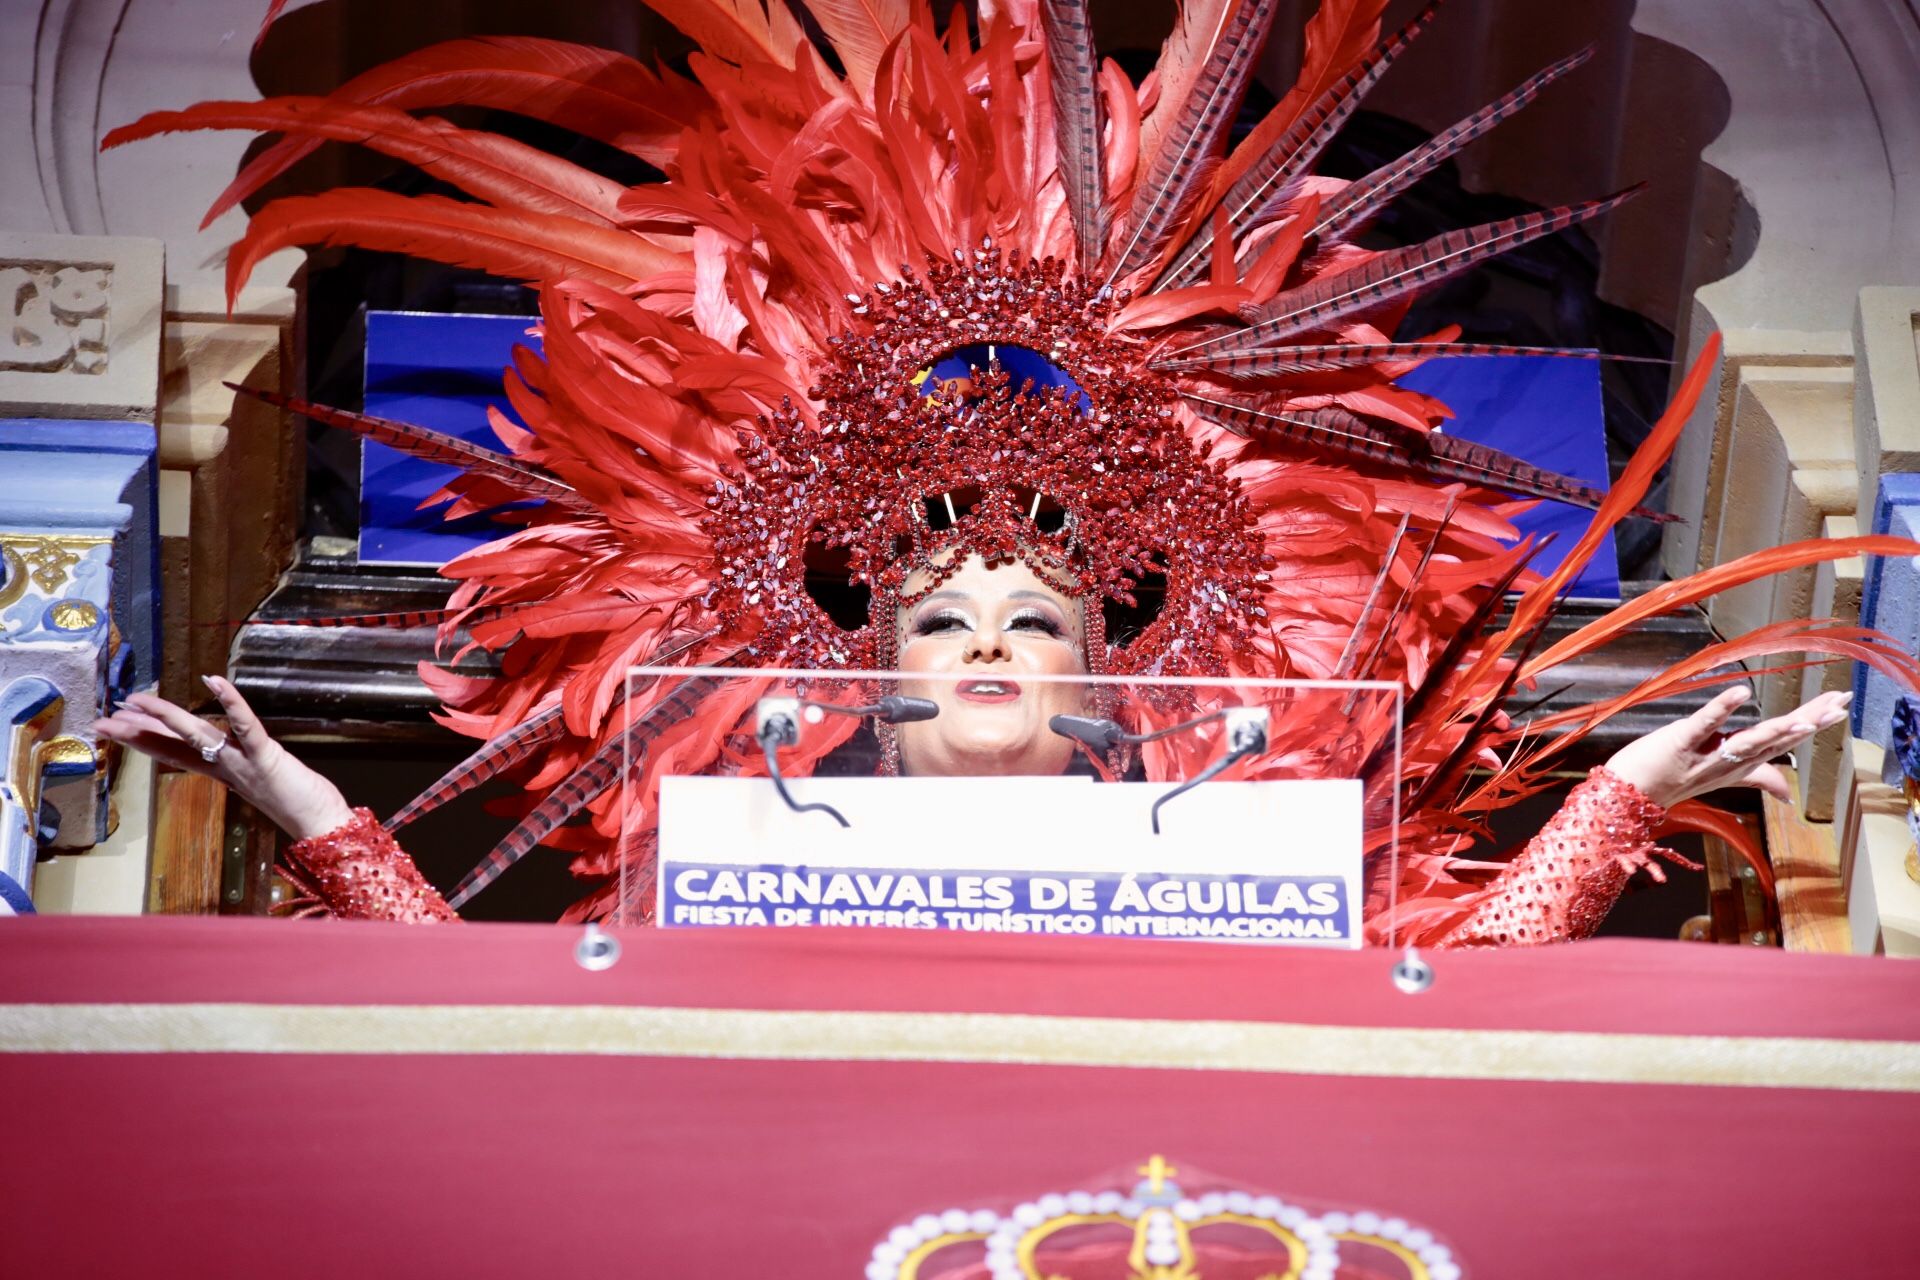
(1715, 745, 1744, 765)
(198, 735, 229, 764)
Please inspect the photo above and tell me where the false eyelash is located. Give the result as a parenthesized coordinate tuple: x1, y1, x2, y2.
(911, 608, 973, 636)
(1006, 608, 1066, 637)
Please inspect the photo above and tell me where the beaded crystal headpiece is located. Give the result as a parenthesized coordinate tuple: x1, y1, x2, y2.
(706, 247, 1270, 674)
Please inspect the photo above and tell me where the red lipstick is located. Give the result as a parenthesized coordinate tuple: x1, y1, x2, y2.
(955, 679, 1021, 704)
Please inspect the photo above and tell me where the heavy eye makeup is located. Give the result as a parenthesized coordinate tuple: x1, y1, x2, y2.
(1005, 606, 1069, 638)
(909, 607, 973, 637)
(906, 603, 1069, 640)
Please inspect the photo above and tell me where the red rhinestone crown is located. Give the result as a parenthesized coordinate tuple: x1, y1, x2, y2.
(702, 247, 1274, 673)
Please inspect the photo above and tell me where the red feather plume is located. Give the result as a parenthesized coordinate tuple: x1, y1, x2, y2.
(224, 190, 685, 308)
(188, 37, 706, 229)
(106, 98, 629, 227)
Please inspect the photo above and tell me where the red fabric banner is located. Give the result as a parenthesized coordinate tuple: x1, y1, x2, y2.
(1, 917, 1916, 1277)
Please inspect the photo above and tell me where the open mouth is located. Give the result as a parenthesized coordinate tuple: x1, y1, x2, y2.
(955, 679, 1021, 704)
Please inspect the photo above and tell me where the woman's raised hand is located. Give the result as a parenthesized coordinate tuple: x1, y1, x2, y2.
(93, 676, 356, 840)
(1603, 685, 1852, 811)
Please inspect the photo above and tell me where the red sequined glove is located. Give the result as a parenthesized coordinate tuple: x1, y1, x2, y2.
(283, 808, 459, 923)
(1441, 766, 1672, 947)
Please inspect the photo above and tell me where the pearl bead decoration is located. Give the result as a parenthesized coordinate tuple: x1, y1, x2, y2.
(864, 1171, 1460, 1279)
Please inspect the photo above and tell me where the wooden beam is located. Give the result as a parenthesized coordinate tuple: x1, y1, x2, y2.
(1702, 811, 1774, 946)
(147, 770, 227, 914)
(1761, 767, 1851, 953)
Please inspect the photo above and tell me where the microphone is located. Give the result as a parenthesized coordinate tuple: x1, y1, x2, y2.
(1149, 707, 1269, 835)
(858, 695, 939, 724)
(1048, 705, 1273, 831)
(1048, 714, 1127, 754)
(1048, 706, 1240, 751)
(802, 694, 939, 724)
(753, 694, 943, 827)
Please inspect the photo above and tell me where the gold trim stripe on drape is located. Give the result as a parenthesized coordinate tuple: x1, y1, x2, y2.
(2, 1003, 1916, 1092)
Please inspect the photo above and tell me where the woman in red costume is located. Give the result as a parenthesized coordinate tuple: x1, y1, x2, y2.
(97, 0, 1915, 941)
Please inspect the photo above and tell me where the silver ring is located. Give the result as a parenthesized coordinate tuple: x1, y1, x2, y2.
(1715, 745, 1744, 765)
(198, 735, 229, 764)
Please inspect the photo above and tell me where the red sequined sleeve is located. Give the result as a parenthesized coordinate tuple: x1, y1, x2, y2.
(283, 808, 459, 923)
(1438, 766, 1670, 947)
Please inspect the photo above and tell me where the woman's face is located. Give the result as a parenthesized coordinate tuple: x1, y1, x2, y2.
(895, 554, 1090, 776)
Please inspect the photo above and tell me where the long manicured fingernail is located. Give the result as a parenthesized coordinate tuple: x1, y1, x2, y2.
(201, 674, 222, 692)
(1789, 721, 1814, 734)
(1837, 691, 1854, 706)
(1818, 708, 1848, 727)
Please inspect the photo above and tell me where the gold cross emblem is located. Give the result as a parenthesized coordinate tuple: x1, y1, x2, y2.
(1137, 1154, 1177, 1194)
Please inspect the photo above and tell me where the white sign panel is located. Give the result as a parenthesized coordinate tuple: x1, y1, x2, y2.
(657, 775, 1363, 948)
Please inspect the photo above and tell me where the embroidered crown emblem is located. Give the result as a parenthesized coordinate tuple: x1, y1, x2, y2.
(867, 1154, 1460, 1279)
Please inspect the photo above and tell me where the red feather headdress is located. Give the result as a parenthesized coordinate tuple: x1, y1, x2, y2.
(112, 0, 1919, 933)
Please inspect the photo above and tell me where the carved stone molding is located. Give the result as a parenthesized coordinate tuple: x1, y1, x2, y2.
(1609, 0, 1920, 577)
(0, 232, 161, 420)
(1853, 287, 1920, 518)
(1329, 0, 1920, 341)
(0, 260, 111, 375)
(1638, 0, 1920, 342)
(23, 0, 127, 240)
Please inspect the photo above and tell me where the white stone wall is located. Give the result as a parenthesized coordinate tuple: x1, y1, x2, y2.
(0, 0, 307, 301)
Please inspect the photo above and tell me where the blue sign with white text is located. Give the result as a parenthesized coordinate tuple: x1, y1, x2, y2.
(661, 863, 1352, 944)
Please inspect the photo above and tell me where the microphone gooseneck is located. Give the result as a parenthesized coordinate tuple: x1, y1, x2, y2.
(1048, 705, 1275, 832)
(1149, 707, 1270, 835)
(755, 698, 851, 828)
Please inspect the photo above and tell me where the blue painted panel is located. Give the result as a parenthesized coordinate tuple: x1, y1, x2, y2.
(0, 419, 156, 455)
(1395, 355, 1620, 600)
(924, 343, 1091, 411)
(0, 419, 158, 687)
(360, 311, 542, 566)
(1851, 473, 1920, 745)
(0, 674, 62, 903)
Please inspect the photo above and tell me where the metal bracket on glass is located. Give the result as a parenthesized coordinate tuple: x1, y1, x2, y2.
(755, 696, 851, 828)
